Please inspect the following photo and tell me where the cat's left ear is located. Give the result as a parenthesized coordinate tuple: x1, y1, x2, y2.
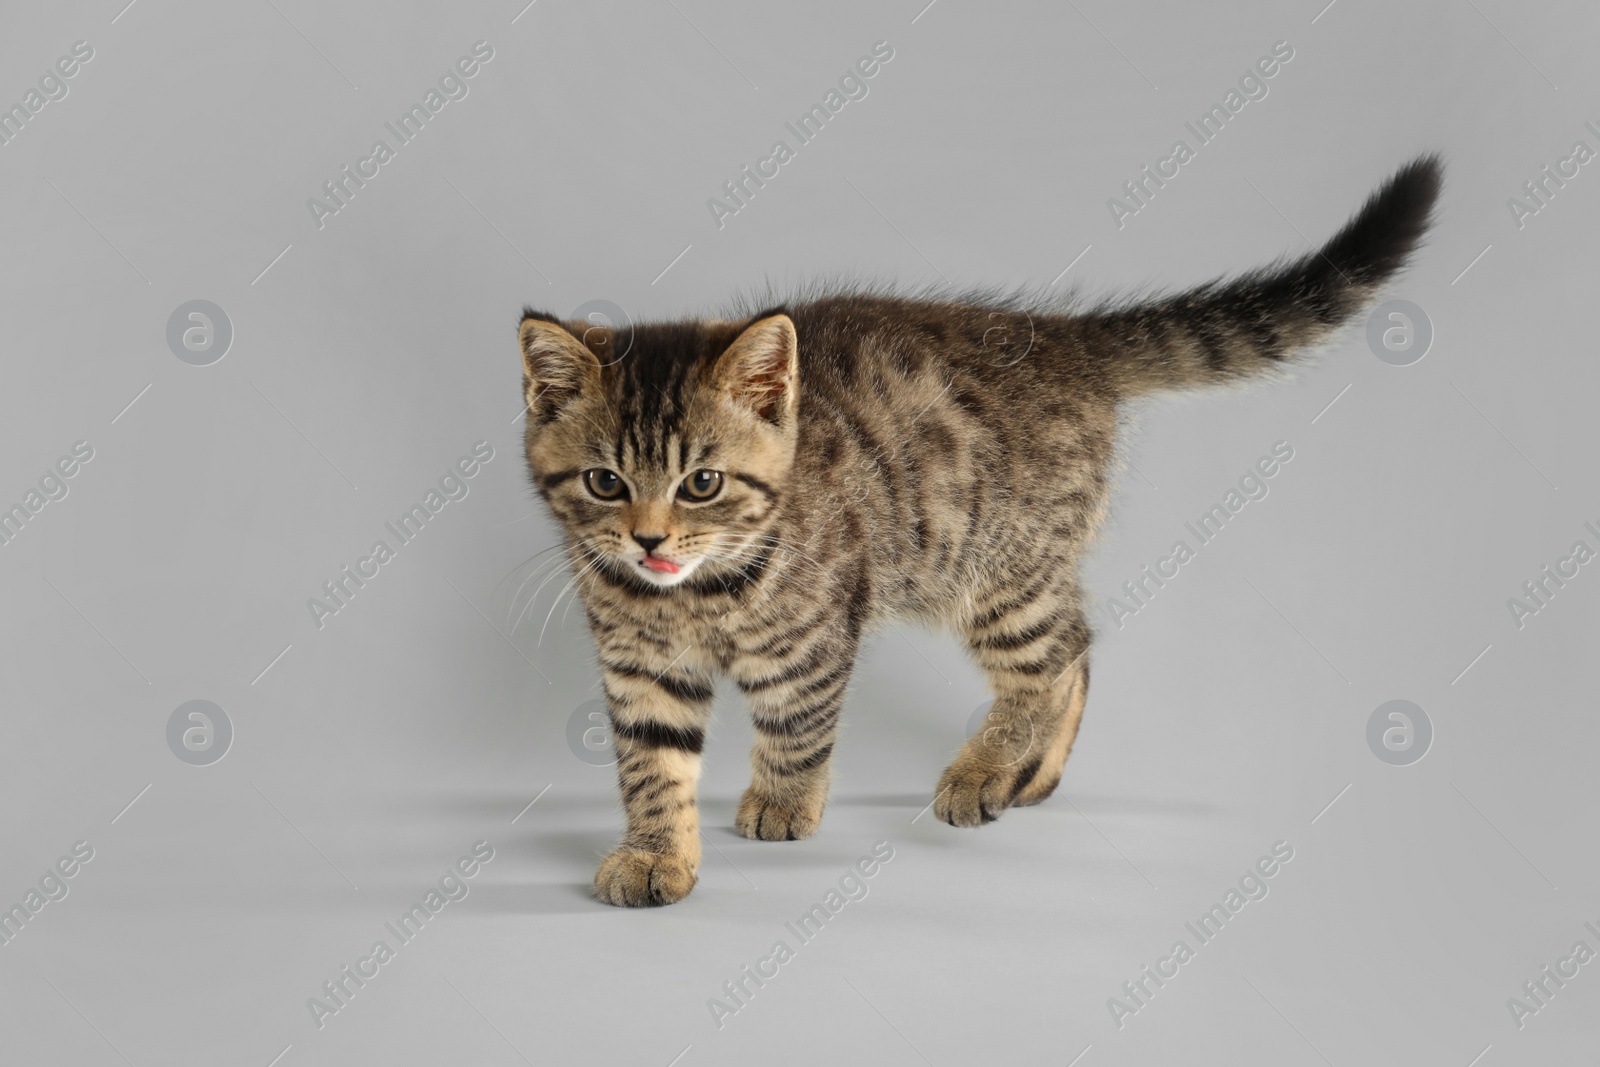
(712, 313, 798, 424)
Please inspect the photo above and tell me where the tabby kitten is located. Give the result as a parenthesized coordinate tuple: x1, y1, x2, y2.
(517, 157, 1440, 906)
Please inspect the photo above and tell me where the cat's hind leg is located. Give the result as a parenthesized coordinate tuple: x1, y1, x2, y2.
(935, 589, 1089, 827)
(1011, 657, 1088, 806)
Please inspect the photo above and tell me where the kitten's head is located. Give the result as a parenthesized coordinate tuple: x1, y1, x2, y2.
(518, 308, 798, 593)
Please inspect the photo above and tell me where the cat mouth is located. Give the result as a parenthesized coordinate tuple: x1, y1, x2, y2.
(629, 551, 704, 588)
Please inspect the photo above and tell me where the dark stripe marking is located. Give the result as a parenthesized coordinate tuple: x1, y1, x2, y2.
(733, 472, 779, 501)
(609, 717, 705, 754)
(604, 660, 715, 704)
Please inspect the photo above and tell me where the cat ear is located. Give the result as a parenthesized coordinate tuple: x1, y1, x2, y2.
(712, 313, 798, 424)
(519, 313, 600, 417)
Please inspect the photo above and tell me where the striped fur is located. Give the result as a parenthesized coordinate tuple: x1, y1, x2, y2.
(517, 157, 1441, 906)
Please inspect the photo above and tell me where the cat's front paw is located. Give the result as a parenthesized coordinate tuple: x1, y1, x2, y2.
(735, 788, 823, 841)
(593, 848, 698, 907)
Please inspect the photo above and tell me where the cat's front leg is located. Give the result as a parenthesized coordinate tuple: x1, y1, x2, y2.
(729, 620, 859, 841)
(593, 650, 716, 907)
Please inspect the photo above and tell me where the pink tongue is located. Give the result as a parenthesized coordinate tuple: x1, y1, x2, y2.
(643, 557, 680, 574)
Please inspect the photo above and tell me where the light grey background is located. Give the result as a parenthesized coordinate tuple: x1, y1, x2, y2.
(1, 1, 1594, 1064)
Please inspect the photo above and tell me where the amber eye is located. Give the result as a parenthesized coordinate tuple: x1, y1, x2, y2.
(583, 469, 626, 500)
(679, 469, 723, 501)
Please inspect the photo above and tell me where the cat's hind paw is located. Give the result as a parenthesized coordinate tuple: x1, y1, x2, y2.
(932, 754, 1044, 827)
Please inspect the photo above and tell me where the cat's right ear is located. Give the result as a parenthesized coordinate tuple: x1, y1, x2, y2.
(519, 312, 600, 418)
(712, 312, 799, 425)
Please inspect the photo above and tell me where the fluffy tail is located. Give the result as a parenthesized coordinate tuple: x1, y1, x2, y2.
(1090, 155, 1442, 396)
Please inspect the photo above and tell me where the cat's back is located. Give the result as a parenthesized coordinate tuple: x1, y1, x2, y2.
(786, 292, 1115, 433)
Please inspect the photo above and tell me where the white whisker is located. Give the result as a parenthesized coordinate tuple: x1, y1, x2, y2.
(505, 553, 574, 627)
(511, 539, 601, 635)
(539, 553, 607, 649)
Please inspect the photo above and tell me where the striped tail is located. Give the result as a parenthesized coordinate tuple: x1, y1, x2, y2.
(1090, 155, 1443, 396)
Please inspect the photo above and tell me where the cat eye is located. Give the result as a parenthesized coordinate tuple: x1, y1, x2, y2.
(678, 469, 724, 501)
(583, 468, 627, 501)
